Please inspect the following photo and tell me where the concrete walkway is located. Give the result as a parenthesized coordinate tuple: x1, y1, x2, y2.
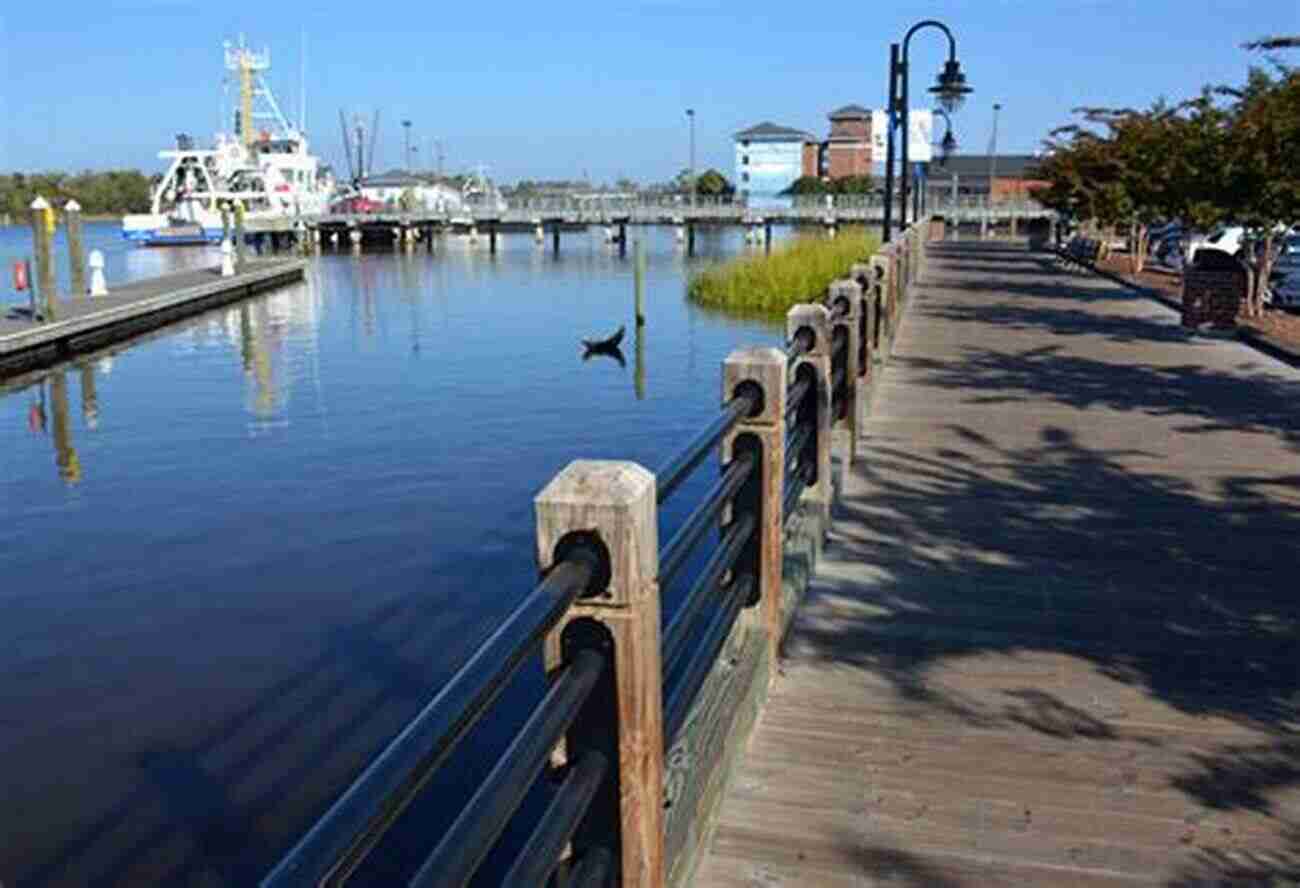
(696, 241, 1300, 886)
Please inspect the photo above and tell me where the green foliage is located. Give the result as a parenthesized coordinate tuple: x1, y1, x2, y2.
(782, 176, 830, 196)
(1, 170, 152, 218)
(687, 230, 879, 315)
(782, 175, 876, 196)
(694, 169, 734, 197)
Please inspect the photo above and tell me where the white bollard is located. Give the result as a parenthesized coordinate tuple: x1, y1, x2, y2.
(220, 239, 235, 277)
(88, 250, 108, 296)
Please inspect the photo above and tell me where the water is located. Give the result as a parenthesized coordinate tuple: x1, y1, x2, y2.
(0, 221, 790, 886)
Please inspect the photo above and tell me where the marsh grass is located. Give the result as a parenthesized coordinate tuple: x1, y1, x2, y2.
(687, 229, 880, 315)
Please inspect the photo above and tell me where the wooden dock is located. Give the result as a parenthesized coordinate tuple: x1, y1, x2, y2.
(0, 258, 306, 376)
(696, 241, 1300, 886)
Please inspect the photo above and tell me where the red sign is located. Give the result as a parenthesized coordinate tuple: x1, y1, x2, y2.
(13, 260, 29, 291)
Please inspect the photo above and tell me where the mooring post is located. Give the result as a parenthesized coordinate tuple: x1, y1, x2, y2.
(552, 224, 560, 257)
(536, 460, 665, 888)
(686, 222, 695, 258)
(786, 304, 833, 528)
(234, 201, 247, 268)
(63, 199, 86, 298)
(763, 220, 772, 254)
(722, 347, 787, 667)
(30, 196, 56, 321)
(634, 240, 646, 326)
(828, 280, 861, 469)
(618, 220, 628, 258)
(88, 250, 107, 296)
(488, 222, 498, 256)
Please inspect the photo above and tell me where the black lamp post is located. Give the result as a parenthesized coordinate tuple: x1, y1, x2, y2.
(882, 20, 971, 242)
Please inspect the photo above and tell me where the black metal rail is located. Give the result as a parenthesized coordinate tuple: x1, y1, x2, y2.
(663, 572, 755, 744)
(260, 550, 598, 887)
(409, 649, 605, 886)
(656, 391, 756, 506)
(662, 512, 757, 670)
(498, 751, 609, 886)
(659, 450, 755, 591)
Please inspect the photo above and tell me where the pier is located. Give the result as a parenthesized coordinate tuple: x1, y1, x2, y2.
(0, 258, 306, 376)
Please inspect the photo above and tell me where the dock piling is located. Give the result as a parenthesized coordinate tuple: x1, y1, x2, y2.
(64, 200, 86, 298)
(30, 196, 56, 320)
(634, 239, 646, 326)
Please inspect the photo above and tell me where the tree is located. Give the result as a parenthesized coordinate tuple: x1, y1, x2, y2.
(831, 175, 875, 195)
(781, 176, 830, 196)
(694, 169, 734, 197)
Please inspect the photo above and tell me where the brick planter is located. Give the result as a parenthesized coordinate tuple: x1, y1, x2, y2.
(1182, 267, 1246, 329)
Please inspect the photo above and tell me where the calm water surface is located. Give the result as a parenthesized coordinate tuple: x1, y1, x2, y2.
(0, 221, 790, 886)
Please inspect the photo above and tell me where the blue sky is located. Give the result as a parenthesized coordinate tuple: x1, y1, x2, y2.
(2, 1, 1297, 182)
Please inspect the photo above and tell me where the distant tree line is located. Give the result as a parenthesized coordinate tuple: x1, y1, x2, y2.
(1, 170, 153, 219)
(781, 175, 876, 196)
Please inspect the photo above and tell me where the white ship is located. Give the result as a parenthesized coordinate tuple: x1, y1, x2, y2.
(123, 37, 333, 246)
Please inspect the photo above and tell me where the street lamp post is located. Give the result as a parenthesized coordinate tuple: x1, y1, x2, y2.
(882, 19, 971, 242)
(686, 108, 696, 208)
(401, 119, 412, 173)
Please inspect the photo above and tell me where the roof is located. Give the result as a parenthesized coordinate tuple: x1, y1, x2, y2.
(734, 121, 816, 142)
(828, 104, 872, 119)
(360, 169, 426, 188)
(926, 154, 1043, 179)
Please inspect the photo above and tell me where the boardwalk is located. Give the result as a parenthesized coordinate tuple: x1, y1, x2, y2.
(697, 241, 1300, 886)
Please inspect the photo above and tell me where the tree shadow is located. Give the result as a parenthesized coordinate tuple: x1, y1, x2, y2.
(898, 345, 1300, 452)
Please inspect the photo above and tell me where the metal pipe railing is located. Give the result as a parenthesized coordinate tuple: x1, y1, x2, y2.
(260, 551, 597, 887)
(409, 648, 605, 886)
(659, 451, 755, 591)
(656, 391, 756, 506)
(662, 513, 757, 669)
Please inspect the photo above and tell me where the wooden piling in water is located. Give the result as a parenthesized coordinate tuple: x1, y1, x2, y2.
(30, 196, 56, 321)
(64, 200, 86, 298)
(634, 239, 646, 326)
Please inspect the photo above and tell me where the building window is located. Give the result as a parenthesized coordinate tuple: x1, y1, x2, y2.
(742, 155, 749, 165)
(741, 140, 750, 148)
(742, 172, 750, 183)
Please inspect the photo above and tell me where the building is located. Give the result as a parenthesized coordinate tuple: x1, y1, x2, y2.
(734, 122, 818, 204)
(359, 170, 466, 212)
(923, 154, 1047, 203)
(825, 104, 873, 179)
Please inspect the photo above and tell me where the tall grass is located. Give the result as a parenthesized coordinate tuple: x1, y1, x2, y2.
(687, 229, 880, 315)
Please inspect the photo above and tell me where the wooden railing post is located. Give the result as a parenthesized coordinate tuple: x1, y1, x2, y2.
(536, 460, 665, 888)
(722, 347, 787, 666)
(786, 304, 833, 527)
(828, 280, 861, 469)
(849, 261, 875, 385)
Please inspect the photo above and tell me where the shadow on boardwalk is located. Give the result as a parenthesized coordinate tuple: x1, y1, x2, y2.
(777, 242, 1300, 885)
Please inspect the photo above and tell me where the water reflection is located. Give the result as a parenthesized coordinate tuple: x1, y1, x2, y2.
(635, 323, 646, 400)
(48, 372, 81, 483)
(79, 362, 99, 429)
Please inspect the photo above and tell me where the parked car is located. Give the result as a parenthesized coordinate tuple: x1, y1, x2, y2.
(1187, 225, 1246, 263)
(1268, 250, 1300, 309)
(329, 194, 384, 215)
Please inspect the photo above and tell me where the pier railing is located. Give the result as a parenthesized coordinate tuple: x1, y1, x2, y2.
(262, 221, 930, 888)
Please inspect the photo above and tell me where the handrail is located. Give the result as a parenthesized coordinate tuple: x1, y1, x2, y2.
(409, 648, 605, 886)
(659, 451, 755, 591)
(260, 551, 597, 887)
(656, 391, 756, 506)
(662, 513, 757, 669)
(498, 751, 609, 886)
(663, 572, 754, 744)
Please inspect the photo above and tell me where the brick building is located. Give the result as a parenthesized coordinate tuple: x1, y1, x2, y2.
(824, 104, 873, 179)
(924, 154, 1047, 203)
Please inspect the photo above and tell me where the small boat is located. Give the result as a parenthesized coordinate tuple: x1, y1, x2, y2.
(581, 325, 625, 351)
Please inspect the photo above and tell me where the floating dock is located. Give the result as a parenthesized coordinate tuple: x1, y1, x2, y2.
(0, 258, 306, 377)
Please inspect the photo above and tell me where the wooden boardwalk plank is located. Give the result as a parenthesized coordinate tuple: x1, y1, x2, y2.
(694, 242, 1300, 887)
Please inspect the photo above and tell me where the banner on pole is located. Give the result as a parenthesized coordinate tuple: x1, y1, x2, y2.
(870, 110, 934, 162)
